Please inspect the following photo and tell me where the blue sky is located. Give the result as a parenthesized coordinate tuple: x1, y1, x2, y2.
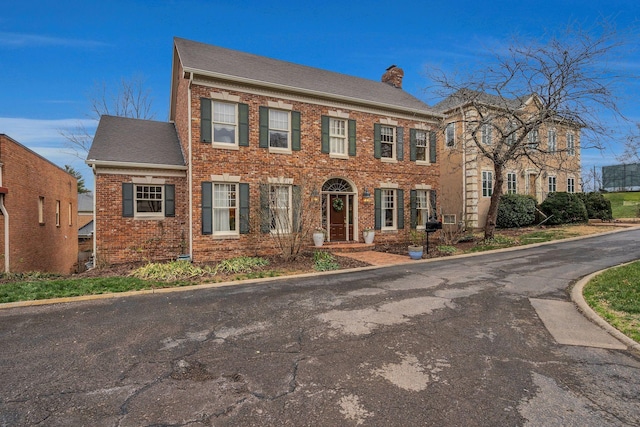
(1, 0, 639, 191)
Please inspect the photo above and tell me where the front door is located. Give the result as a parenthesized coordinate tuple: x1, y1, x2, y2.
(329, 194, 347, 241)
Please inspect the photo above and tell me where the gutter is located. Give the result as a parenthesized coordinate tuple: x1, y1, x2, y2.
(86, 160, 188, 171)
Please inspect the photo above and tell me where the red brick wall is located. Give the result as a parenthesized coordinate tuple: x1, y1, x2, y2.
(0, 135, 78, 274)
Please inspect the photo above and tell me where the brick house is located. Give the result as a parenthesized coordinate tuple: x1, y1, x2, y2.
(435, 90, 581, 230)
(0, 134, 78, 273)
(87, 37, 442, 264)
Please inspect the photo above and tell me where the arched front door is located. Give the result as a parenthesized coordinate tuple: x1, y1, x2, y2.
(322, 178, 355, 242)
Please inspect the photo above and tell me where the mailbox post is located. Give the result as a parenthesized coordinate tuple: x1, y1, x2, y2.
(424, 218, 443, 254)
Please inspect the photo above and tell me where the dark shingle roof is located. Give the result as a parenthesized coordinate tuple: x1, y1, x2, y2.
(174, 37, 437, 116)
(87, 116, 185, 166)
(78, 193, 93, 212)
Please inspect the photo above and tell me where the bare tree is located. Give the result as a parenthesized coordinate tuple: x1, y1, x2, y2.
(430, 22, 632, 239)
(61, 75, 156, 158)
(581, 166, 603, 193)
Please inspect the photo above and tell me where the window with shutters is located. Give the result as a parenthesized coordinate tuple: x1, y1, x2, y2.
(136, 185, 163, 217)
(211, 183, 238, 234)
(330, 118, 347, 156)
(270, 185, 292, 234)
(269, 109, 290, 150)
(415, 131, 428, 162)
(212, 101, 237, 145)
(382, 189, 397, 230)
(416, 190, 430, 230)
(380, 126, 395, 160)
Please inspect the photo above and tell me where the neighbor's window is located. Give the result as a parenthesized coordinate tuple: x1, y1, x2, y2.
(548, 176, 557, 193)
(416, 130, 428, 162)
(567, 177, 575, 193)
(482, 124, 492, 145)
(567, 133, 575, 156)
(380, 125, 396, 159)
(507, 173, 517, 194)
(445, 123, 455, 147)
(269, 109, 290, 149)
(330, 118, 347, 155)
(213, 183, 238, 234)
(381, 189, 397, 230)
(482, 171, 493, 197)
(270, 185, 292, 233)
(548, 129, 557, 153)
(212, 101, 237, 144)
(38, 196, 45, 224)
(136, 185, 163, 216)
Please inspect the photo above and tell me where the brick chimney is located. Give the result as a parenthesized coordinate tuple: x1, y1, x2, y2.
(381, 65, 404, 88)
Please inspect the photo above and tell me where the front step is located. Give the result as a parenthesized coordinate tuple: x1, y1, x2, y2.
(315, 242, 376, 253)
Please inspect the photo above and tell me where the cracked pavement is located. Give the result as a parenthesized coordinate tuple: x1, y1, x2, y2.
(1, 229, 640, 426)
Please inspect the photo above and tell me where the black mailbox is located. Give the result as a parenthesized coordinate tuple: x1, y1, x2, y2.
(425, 219, 442, 232)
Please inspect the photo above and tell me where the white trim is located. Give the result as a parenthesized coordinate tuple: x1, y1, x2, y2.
(379, 181, 399, 189)
(86, 160, 187, 171)
(268, 176, 294, 185)
(327, 110, 350, 118)
(380, 117, 399, 126)
(132, 176, 166, 184)
(92, 167, 186, 177)
(414, 184, 432, 190)
(209, 91, 241, 102)
(267, 100, 293, 110)
(210, 173, 241, 182)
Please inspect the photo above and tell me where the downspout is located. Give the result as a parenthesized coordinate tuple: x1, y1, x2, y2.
(459, 106, 467, 228)
(187, 73, 194, 260)
(0, 195, 8, 273)
(91, 163, 97, 266)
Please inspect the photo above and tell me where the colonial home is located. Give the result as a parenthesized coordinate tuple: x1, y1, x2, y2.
(87, 37, 442, 264)
(0, 134, 78, 273)
(435, 90, 581, 230)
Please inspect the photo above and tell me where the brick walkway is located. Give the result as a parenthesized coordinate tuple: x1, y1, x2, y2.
(334, 250, 413, 266)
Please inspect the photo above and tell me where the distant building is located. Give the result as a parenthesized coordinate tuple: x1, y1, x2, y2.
(0, 134, 78, 274)
(602, 163, 640, 192)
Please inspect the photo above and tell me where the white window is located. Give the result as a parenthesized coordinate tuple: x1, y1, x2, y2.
(567, 177, 575, 193)
(136, 185, 163, 216)
(527, 128, 539, 147)
(445, 123, 455, 147)
(548, 129, 557, 153)
(443, 214, 456, 225)
(55, 200, 60, 227)
(482, 171, 493, 197)
(482, 124, 492, 145)
(416, 190, 431, 229)
(567, 133, 575, 156)
(212, 101, 237, 144)
(416, 130, 428, 162)
(380, 125, 395, 159)
(507, 173, 517, 194)
(506, 122, 516, 145)
(38, 196, 45, 224)
(270, 185, 291, 233)
(213, 183, 238, 234)
(381, 189, 397, 230)
(548, 176, 557, 193)
(269, 109, 290, 149)
(68, 202, 73, 226)
(330, 118, 347, 155)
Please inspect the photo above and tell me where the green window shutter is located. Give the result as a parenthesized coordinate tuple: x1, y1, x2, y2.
(260, 184, 270, 233)
(291, 111, 301, 151)
(410, 129, 417, 162)
(429, 131, 437, 163)
(239, 183, 250, 234)
(201, 182, 212, 235)
(201, 98, 212, 143)
(321, 115, 330, 154)
(292, 185, 301, 232)
(165, 184, 175, 217)
(239, 103, 249, 147)
(430, 190, 438, 220)
(410, 189, 417, 228)
(374, 188, 381, 230)
(397, 127, 404, 161)
(397, 189, 405, 229)
(122, 183, 134, 217)
(348, 119, 357, 156)
(374, 124, 382, 159)
(259, 106, 269, 148)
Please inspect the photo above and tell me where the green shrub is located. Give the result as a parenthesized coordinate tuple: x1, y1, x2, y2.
(539, 192, 588, 225)
(215, 256, 269, 274)
(131, 261, 215, 281)
(496, 194, 537, 228)
(575, 192, 613, 221)
(313, 251, 340, 271)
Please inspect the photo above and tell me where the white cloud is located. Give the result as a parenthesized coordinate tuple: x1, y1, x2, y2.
(0, 32, 108, 48)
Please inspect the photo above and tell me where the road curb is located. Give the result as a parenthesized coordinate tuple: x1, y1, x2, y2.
(570, 263, 640, 353)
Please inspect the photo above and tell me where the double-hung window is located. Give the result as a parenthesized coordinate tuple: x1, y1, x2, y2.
(507, 173, 517, 194)
(548, 176, 557, 193)
(381, 189, 397, 230)
(445, 123, 455, 147)
(201, 97, 248, 147)
(567, 133, 575, 156)
(567, 177, 575, 193)
(482, 171, 493, 197)
(213, 183, 238, 234)
(527, 128, 539, 148)
(548, 129, 557, 153)
(270, 185, 292, 234)
(416, 190, 430, 229)
(380, 126, 395, 159)
(330, 118, 347, 155)
(269, 109, 290, 149)
(136, 185, 164, 216)
(506, 122, 516, 145)
(212, 101, 237, 144)
(415, 131, 428, 161)
(482, 124, 492, 145)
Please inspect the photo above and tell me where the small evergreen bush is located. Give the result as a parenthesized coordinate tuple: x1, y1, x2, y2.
(575, 192, 613, 221)
(496, 194, 537, 228)
(539, 192, 588, 225)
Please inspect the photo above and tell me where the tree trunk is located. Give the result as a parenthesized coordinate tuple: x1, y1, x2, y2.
(484, 163, 504, 240)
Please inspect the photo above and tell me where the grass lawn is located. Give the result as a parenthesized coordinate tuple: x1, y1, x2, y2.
(603, 192, 640, 218)
(583, 261, 640, 343)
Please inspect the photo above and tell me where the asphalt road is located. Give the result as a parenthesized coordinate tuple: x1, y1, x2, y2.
(1, 229, 640, 426)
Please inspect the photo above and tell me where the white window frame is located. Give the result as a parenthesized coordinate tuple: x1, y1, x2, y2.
(269, 109, 291, 151)
(507, 172, 517, 194)
(482, 123, 492, 145)
(211, 101, 238, 147)
(567, 177, 575, 193)
(416, 189, 431, 230)
(135, 185, 164, 218)
(482, 171, 493, 197)
(527, 128, 539, 147)
(269, 184, 292, 234)
(212, 183, 239, 236)
(415, 130, 428, 162)
(567, 132, 575, 156)
(38, 196, 44, 224)
(55, 200, 60, 227)
(443, 214, 456, 225)
(381, 188, 397, 230)
(548, 176, 557, 193)
(548, 129, 557, 153)
(445, 123, 455, 147)
(380, 125, 396, 160)
(68, 202, 73, 226)
(329, 118, 347, 157)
